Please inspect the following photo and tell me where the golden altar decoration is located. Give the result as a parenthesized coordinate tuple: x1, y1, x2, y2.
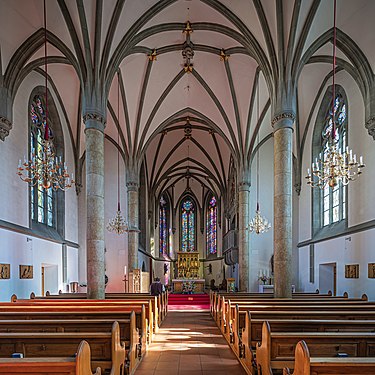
(177, 252, 200, 278)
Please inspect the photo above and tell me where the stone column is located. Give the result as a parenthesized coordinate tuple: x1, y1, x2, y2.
(272, 112, 295, 298)
(127, 178, 139, 271)
(0, 86, 13, 141)
(238, 179, 250, 292)
(84, 113, 106, 300)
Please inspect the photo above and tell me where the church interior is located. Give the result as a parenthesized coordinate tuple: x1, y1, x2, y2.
(0, 0, 375, 374)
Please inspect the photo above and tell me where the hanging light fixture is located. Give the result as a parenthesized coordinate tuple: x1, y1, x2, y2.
(305, 0, 365, 189)
(17, 0, 75, 191)
(107, 71, 128, 235)
(248, 77, 271, 235)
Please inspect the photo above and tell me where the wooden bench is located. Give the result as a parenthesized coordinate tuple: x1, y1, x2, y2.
(4, 300, 152, 345)
(209, 290, 337, 315)
(222, 298, 372, 343)
(30, 292, 168, 323)
(0, 340, 101, 374)
(0, 321, 128, 375)
(284, 340, 375, 375)
(13, 296, 159, 336)
(214, 292, 363, 323)
(0, 306, 147, 372)
(0, 317, 140, 372)
(256, 321, 375, 375)
(228, 306, 375, 374)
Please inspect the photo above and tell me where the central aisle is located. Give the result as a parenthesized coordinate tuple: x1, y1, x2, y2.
(135, 311, 246, 375)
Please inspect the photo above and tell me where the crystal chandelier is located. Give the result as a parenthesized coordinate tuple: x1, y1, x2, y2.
(249, 203, 271, 234)
(305, 0, 365, 189)
(107, 70, 128, 235)
(248, 77, 271, 235)
(17, 0, 74, 191)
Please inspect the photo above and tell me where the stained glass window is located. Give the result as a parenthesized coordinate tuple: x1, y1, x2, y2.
(159, 195, 169, 257)
(30, 95, 55, 228)
(181, 198, 195, 252)
(321, 93, 347, 227)
(207, 196, 217, 255)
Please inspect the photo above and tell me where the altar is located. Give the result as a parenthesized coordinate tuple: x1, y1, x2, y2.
(173, 252, 204, 293)
(172, 279, 205, 293)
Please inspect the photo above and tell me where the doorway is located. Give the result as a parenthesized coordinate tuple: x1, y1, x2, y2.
(319, 263, 337, 296)
(41, 264, 58, 295)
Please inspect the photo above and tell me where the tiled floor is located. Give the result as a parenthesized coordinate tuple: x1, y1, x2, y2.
(135, 311, 246, 375)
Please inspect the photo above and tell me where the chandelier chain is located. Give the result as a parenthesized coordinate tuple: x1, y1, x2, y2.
(107, 70, 129, 235)
(305, 0, 365, 189)
(17, 0, 74, 191)
(248, 75, 271, 234)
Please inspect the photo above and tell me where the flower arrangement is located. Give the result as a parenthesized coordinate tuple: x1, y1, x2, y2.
(258, 274, 269, 285)
(182, 281, 195, 294)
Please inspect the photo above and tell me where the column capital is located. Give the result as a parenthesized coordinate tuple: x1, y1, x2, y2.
(238, 180, 251, 192)
(0, 116, 12, 141)
(126, 180, 139, 191)
(271, 111, 295, 131)
(365, 116, 375, 140)
(83, 112, 106, 132)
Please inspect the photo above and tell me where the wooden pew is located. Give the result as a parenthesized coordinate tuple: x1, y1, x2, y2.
(0, 321, 127, 375)
(5, 300, 152, 345)
(222, 296, 371, 342)
(210, 290, 336, 314)
(284, 340, 375, 375)
(229, 307, 375, 374)
(213, 291, 358, 321)
(0, 317, 141, 372)
(0, 340, 101, 375)
(30, 292, 168, 323)
(14, 296, 159, 335)
(256, 321, 375, 375)
(0, 305, 148, 363)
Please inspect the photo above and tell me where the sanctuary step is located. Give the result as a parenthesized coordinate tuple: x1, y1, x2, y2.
(168, 293, 210, 310)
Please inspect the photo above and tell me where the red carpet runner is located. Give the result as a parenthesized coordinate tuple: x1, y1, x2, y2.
(168, 293, 210, 311)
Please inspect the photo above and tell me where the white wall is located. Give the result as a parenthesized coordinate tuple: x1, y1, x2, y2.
(0, 73, 80, 301)
(298, 70, 375, 300)
(0, 228, 67, 300)
(249, 138, 274, 291)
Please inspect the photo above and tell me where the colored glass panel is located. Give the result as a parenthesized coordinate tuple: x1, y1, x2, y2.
(320, 93, 347, 227)
(206, 196, 217, 255)
(181, 198, 195, 252)
(29, 95, 55, 228)
(159, 196, 168, 257)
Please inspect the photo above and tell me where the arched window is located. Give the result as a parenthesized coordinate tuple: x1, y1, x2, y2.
(206, 195, 217, 256)
(312, 86, 347, 235)
(180, 197, 195, 252)
(30, 95, 55, 227)
(159, 194, 169, 257)
(29, 88, 64, 235)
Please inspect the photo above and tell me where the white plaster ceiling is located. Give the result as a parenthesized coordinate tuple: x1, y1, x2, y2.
(1, 0, 374, 202)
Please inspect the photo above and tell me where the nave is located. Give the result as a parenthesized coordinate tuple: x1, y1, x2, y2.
(135, 311, 246, 375)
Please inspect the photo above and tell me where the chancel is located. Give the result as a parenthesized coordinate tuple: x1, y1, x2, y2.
(0, 0, 375, 374)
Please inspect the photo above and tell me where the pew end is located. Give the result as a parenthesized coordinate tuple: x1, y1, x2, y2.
(76, 340, 102, 375)
(283, 340, 310, 375)
(256, 321, 272, 375)
(111, 321, 126, 375)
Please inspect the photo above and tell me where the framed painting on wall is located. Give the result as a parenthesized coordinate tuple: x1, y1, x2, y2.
(368, 263, 375, 278)
(345, 264, 359, 279)
(0, 264, 10, 279)
(19, 265, 33, 279)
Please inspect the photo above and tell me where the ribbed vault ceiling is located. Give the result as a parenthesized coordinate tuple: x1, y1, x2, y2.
(1, 0, 374, 202)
